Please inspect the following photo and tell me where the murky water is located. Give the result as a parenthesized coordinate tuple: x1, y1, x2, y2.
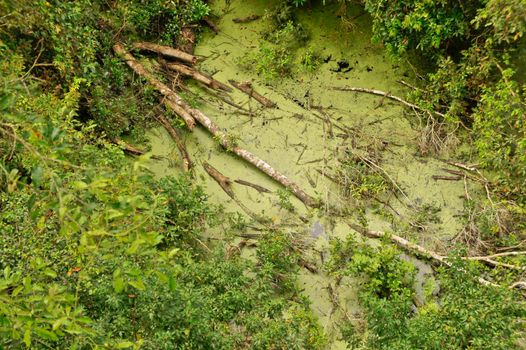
(147, 1, 477, 347)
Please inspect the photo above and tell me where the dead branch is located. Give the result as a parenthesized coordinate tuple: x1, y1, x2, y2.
(447, 161, 478, 172)
(470, 251, 526, 259)
(332, 86, 445, 118)
(202, 16, 220, 34)
(203, 161, 234, 197)
(232, 14, 261, 23)
(229, 80, 276, 108)
(132, 41, 197, 65)
(188, 107, 319, 207)
(164, 60, 232, 92)
(510, 281, 526, 290)
(300, 259, 318, 273)
(234, 179, 272, 193)
(464, 251, 526, 270)
(154, 114, 192, 171)
(113, 43, 196, 129)
(396, 79, 422, 91)
(203, 162, 270, 223)
(432, 175, 462, 181)
(464, 257, 525, 270)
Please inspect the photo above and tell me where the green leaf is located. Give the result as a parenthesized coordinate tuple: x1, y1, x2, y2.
(31, 166, 44, 187)
(113, 277, 125, 293)
(24, 329, 31, 347)
(115, 341, 135, 349)
(71, 181, 88, 189)
(128, 279, 145, 291)
(34, 328, 58, 341)
(43, 268, 57, 278)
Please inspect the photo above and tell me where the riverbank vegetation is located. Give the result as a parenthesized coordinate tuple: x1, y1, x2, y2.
(1, 0, 526, 348)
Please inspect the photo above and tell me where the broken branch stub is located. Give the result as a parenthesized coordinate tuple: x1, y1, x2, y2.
(203, 161, 234, 198)
(132, 41, 197, 65)
(113, 43, 196, 129)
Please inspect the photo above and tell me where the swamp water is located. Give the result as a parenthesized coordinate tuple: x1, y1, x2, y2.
(147, 1, 477, 347)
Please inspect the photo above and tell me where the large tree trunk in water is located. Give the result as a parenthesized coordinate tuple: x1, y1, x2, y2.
(155, 114, 192, 172)
(113, 43, 196, 129)
(132, 42, 197, 65)
(189, 108, 319, 207)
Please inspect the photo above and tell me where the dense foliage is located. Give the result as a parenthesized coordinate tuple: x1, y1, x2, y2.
(361, 0, 526, 201)
(0, 63, 325, 348)
(327, 235, 525, 349)
(2, 0, 526, 348)
(0, 2, 327, 348)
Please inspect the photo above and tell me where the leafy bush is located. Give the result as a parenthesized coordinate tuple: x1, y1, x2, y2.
(327, 235, 525, 349)
(0, 53, 324, 349)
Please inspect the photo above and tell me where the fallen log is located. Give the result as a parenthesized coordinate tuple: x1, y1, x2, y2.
(234, 179, 272, 193)
(332, 86, 445, 118)
(229, 80, 276, 108)
(164, 61, 232, 92)
(132, 42, 197, 65)
(189, 108, 318, 207)
(113, 43, 196, 129)
(155, 114, 192, 172)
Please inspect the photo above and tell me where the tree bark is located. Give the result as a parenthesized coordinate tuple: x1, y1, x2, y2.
(113, 43, 196, 130)
(132, 42, 197, 65)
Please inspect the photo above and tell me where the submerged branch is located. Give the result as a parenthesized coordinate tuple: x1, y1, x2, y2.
(332, 86, 445, 118)
(154, 113, 192, 172)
